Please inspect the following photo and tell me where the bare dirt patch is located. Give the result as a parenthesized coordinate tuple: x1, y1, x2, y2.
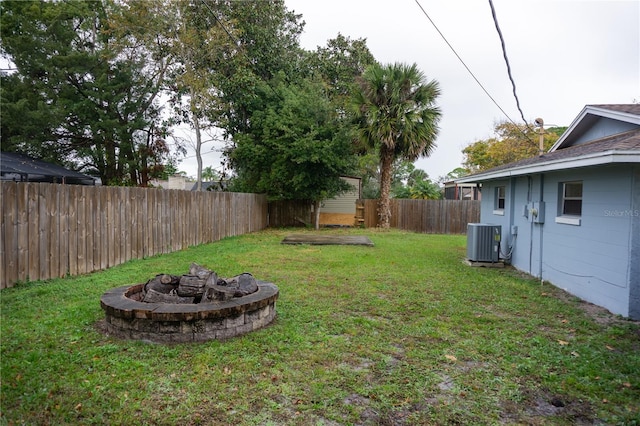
(499, 386, 597, 425)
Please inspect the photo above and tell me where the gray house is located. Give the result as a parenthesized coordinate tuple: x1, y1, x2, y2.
(457, 104, 640, 319)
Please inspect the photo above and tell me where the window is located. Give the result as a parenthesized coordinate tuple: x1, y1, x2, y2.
(556, 181, 582, 225)
(561, 182, 582, 215)
(493, 186, 505, 215)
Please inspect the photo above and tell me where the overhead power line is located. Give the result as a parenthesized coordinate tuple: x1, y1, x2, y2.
(487, 0, 529, 126)
(413, 0, 536, 144)
(412, 0, 518, 127)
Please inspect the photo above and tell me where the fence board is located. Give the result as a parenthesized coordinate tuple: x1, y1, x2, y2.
(176, 190, 185, 249)
(114, 187, 123, 264)
(85, 185, 95, 273)
(44, 185, 54, 278)
(208, 192, 220, 241)
(200, 192, 213, 243)
(38, 184, 50, 279)
(97, 187, 106, 270)
(158, 189, 166, 253)
(17, 182, 29, 283)
(206, 192, 214, 243)
(59, 184, 70, 278)
(134, 188, 144, 259)
(123, 187, 132, 263)
(67, 186, 78, 276)
(107, 188, 116, 267)
(90, 187, 98, 271)
(192, 191, 200, 247)
(27, 184, 39, 281)
(145, 189, 154, 258)
(2, 182, 18, 285)
(50, 185, 62, 278)
(168, 190, 177, 252)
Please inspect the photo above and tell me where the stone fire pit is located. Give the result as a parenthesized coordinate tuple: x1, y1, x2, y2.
(100, 264, 278, 343)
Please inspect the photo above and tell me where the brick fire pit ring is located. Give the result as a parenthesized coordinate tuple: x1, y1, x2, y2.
(100, 281, 278, 343)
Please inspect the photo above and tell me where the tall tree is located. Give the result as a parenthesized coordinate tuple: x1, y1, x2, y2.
(303, 34, 376, 114)
(0, 0, 174, 185)
(462, 121, 565, 172)
(165, 1, 238, 190)
(409, 179, 442, 200)
(214, 0, 305, 138)
(201, 166, 219, 182)
(351, 62, 441, 228)
(438, 167, 470, 184)
(227, 76, 354, 229)
(389, 161, 441, 200)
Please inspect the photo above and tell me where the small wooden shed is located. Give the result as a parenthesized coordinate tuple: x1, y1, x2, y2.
(319, 176, 362, 226)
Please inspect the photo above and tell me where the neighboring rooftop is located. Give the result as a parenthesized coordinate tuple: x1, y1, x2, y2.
(0, 152, 97, 185)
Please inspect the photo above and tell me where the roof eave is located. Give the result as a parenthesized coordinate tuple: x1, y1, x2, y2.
(456, 151, 640, 183)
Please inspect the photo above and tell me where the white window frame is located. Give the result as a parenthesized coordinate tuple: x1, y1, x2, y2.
(555, 181, 582, 226)
(493, 185, 506, 215)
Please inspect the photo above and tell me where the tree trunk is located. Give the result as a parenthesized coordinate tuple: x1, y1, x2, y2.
(313, 200, 321, 230)
(378, 146, 394, 228)
(104, 138, 118, 185)
(192, 92, 203, 191)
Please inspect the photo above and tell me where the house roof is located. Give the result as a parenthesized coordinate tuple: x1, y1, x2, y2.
(457, 104, 640, 183)
(190, 181, 229, 191)
(550, 104, 640, 151)
(0, 151, 97, 185)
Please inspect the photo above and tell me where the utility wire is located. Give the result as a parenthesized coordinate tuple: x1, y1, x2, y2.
(413, 0, 519, 127)
(414, 0, 537, 144)
(487, 0, 531, 130)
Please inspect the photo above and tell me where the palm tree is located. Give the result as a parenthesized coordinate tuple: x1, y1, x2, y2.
(352, 62, 441, 228)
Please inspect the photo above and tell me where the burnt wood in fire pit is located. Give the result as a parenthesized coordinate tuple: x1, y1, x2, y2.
(139, 263, 258, 304)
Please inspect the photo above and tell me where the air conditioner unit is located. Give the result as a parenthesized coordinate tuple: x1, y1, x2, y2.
(467, 223, 501, 262)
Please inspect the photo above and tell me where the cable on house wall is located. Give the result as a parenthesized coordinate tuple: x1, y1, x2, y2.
(499, 235, 516, 260)
(542, 261, 621, 287)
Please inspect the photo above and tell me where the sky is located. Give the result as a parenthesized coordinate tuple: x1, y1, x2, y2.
(178, 0, 639, 181)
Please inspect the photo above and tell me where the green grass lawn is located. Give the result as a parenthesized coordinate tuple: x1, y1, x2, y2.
(1, 228, 639, 425)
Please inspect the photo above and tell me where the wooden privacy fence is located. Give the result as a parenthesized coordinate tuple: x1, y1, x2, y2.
(358, 199, 480, 234)
(268, 200, 312, 227)
(0, 182, 268, 289)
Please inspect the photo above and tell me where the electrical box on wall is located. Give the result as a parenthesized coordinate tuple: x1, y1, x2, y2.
(533, 201, 545, 224)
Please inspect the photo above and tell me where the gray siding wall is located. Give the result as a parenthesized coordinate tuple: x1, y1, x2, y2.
(320, 177, 360, 214)
(628, 166, 640, 319)
(477, 165, 637, 318)
(539, 166, 633, 317)
(573, 117, 637, 145)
